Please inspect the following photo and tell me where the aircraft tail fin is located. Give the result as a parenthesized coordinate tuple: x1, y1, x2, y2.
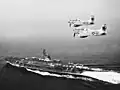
(102, 24, 107, 31)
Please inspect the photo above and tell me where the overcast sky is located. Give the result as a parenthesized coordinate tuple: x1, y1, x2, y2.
(0, 0, 120, 64)
(0, 0, 120, 39)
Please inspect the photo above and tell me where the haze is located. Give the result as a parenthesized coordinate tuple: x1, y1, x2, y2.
(0, 0, 120, 64)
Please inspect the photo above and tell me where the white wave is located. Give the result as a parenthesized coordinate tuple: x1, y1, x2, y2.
(77, 77, 94, 81)
(26, 68, 94, 81)
(26, 68, 78, 79)
(7, 62, 20, 67)
(81, 71, 120, 84)
(61, 75, 75, 79)
(91, 68, 103, 71)
(26, 68, 62, 77)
